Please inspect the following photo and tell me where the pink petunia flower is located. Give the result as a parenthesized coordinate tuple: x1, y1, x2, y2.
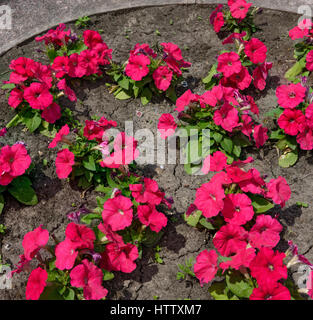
(25, 267, 48, 300)
(0, 128, 7, 137)
(306, 50, 313, 71)
(213, 103, 239, 132)
(41, 102, 62, 124)
(68, 53, 86, 78)
(55, 148, 75, 179)
(83, 30, 103, 49)
(0, 143, 31, 186)
(23, 82, 53, 110)
(70, 259, 108, 300)
(129, 178, 164, 205)
(220, 247, 256, 271)
(65, 222, 95, 250)
(194, 182, 225, 218)
(213, 223, 248, 257)
(289, 19, 312, 40)
(22, 225, 49, 260)
(277, 109, 305, 136)
(217, 52, 242, 77)
(102, 195, 133, 231)
(157, 113, 177, 139)
(175, 89, 198, 112)
(153, 66, 173, 91)
(297, 125, 313, 150)
(8, 88, 24, 109)
(55, 239, 78, 270)
(222, 193, 254, 225)
(201, 151, 228, 174)
(250, 248, 287, 284)
(52, 56, 69, 78)
(48, 124, 70, 149)
(213, 12, 225, 33)
(276, 83, 306, 109)
(137, 204, 167, 233)
(57, 79, 77, 102)
(244, 38, 267, 64)
(253, 125, 268, 148)
(221, 66, 252, 90)
(250, 280, 291, 300)
(100, 242, 139, 273)
(78, 49, 99, 76)
(101, 133, 139, 168)
(253, 62, 273, 91)
(229, 0, 252, 20)
(194, 250, 218, 286)
(266, 176, 291, 208)
(238, 168, 265, 195)
(131, 43, 157, 58)
(249, 215, 283, 249)
(222, 31, 246, 45)
(125, 54, 150, 81)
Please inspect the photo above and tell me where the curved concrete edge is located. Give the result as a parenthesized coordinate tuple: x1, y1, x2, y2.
(0, 0, 306, 56)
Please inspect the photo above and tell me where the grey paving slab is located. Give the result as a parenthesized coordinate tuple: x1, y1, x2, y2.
(0, 0, 307, 55)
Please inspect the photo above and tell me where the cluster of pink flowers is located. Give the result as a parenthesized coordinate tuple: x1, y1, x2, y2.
(189, 153, 303, 299)
(158, 84, 268, 147)
(6, 56, 63, 124)
(276, 81, 313, 150)
(0, 143, 31, 186)
(125, 42, 191, 91)
(13, 175, 169, 300)
(210, 0, 253, 33)
(5, 26, 112, 126)
(47, 115, 140, 179)
(49, 29, 112, 79)
(15, 224, 108, 300)
(217, 37, 272, 92)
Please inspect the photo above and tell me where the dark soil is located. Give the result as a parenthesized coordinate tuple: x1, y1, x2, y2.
(0, 4, 312, 300)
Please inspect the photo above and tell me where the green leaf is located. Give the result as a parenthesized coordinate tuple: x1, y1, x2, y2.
(213, 132, 223, 143)
(115, 90, 132, 100)
(279, 150, 298, 168)
(220, 137, 233, 154)
(6, 114, 22, 129)
(118, 77, 130, 90)
(226, 271, 254, 299)
(67, 42, 88, 55)
(199, 217, 215, 230)
(209, 282, 231, 300)
(82, 155, 96, 171)
(20, 109, 42, 133)
(184, 210, 202, 227)
(103, 270, 114, 281)
(63, 288, 75, 300)
(141, 87, 152, 105)
(80, 213, 102, 225)
(0, 193, 4, 215)
(202, 63, 218, 84)
(270, 129, 286, 140)
(285, 136, 298, 151)
(285, 58, 306, 81)
(47, 48, 57, 63)
(8, 176, 38, 206)
(39, 285, 64, 300)
(248, 193, 274, 214)
(1, 83, 15, 90)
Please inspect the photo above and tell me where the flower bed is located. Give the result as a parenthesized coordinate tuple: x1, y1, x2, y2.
(0, 3, 312, 301)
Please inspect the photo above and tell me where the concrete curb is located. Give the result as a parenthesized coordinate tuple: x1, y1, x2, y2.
(0, 0, 306, 56)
